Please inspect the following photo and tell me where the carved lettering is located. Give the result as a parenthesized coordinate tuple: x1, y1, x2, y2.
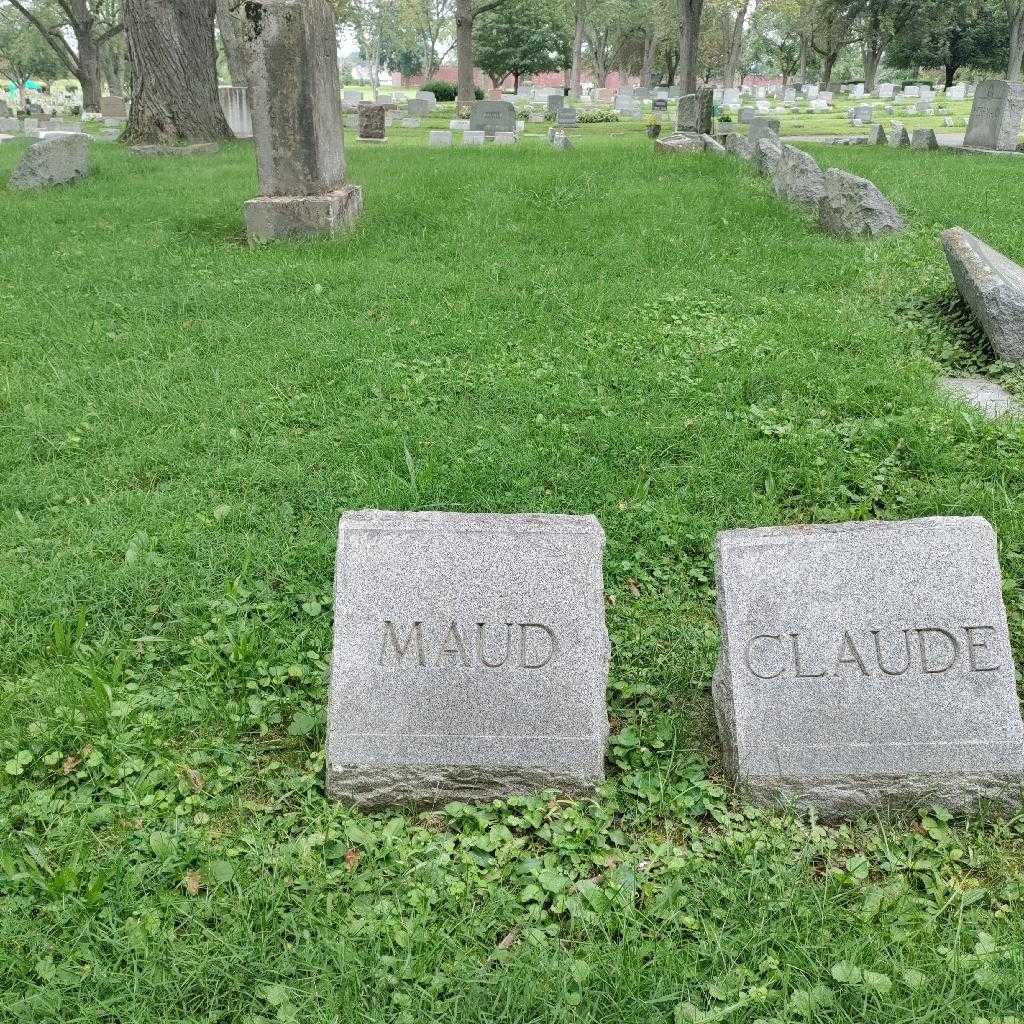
(744, 634, 784, 679)
(378, 619, 559, 669)
(379, 620, 425, 666)
(740, 624, 1002, 680)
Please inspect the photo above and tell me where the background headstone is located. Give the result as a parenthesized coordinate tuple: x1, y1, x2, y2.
(469, 100, 516, 139)
(964, 79, 1024, 151)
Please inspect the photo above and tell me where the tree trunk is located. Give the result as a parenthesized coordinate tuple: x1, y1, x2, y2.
(103, 38, 127, 95)
(123, 0, 231, 144)
(217, 0, 248, 85)
(861, 8, 883, 92)
(1009, 5, 1024, 82)
(455, 0, 474, 105)
(797, 34, 808, 84)
(678, 0, 704, 93)
(819, 51, 838, 90)
(724, 0, 748, 88)
(640, 26, 657, 87)
(570, 8, 584, 98)
(944, 63, 959, 88)
(77, 29, 104, 110)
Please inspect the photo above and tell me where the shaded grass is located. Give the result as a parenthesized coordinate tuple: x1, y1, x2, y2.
(2, 135, 1024, 1023)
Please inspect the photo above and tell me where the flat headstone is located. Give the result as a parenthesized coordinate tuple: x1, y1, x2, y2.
(946, 84, 966, 101)
(326, 511, 609, 807)
(713, 517, 1024, 815)
(942, 227, 1024, 362)
(8, 134, 88, 190)
(219, 85, 253, 138)
(130, 142, 219, 157)
(889, 123, 910, 147)
(748, 117, 780, 147)
(819, 168, 904, 238)
(494, 130, 516, 145)
(676, 87, 713, 133)
(99, 95, 127, 118)
(462, 130, 485, 145)
(911, 128, 939, 150)
(428, 130, 452, 147)
(940, 377, 1023, 418)
(470, 100, 515, 139)
(357, 103, 386, 141)
(449, 118, 470, 131)
(654, 131, 704, 154)
(964, 80, 1024, 152)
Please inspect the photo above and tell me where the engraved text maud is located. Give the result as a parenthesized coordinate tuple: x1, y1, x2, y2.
(743, 625, 1003, 680)
(378, 620, 559, 669)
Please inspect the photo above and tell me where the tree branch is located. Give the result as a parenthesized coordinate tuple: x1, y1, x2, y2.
(5, 0, 79, 71)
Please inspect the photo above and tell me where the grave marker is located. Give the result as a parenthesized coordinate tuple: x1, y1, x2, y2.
(964, 79, 1024, 152)
(713, 517, 1024, 815)
(326, 511, 610, 807)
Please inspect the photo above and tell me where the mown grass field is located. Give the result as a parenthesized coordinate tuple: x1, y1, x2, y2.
(1, 133, 1024, 1023)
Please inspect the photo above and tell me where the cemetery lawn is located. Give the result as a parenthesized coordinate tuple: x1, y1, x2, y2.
(3, 136, 1024, 1024)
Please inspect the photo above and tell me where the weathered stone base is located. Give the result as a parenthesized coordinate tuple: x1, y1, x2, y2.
(244, 186, 363, 243)
(713, 660, 1024, 817)
(733, 772, 1024, 818)
(130, 143, 219, 157)
(959, 146, 1024, 158)
(327, 759, 604, 809)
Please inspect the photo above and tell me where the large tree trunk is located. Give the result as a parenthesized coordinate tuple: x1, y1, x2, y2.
(455, 0, 474, 105)
(797, 34, 808, 83)
(217, 0, 248, 85)
(677, 0, 704, 93)
(103, 36, 127, 95)
(123, 0, 231, 144)
(569, 6, 584, 98)
(944, 63, 959, 88)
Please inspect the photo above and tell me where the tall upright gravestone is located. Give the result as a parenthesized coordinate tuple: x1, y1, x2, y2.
(964, 79, 1024, 152)
(677, 86, 713, 133)
(713, 517, 1024, 816)
(242, 0, 362, 243)
(326, 511, 610, 807)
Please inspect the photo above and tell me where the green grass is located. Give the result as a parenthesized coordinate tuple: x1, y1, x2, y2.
(2, 134, 1024, 1023)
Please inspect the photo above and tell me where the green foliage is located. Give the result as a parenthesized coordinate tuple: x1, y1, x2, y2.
(1, 133, 1024, 1022)
(417, 79, 478, 102)
(888, 0, 1009, 77)
(0, 5, 65, 88)
(473, 0, 567, 89)
(576, 108, 619, 123)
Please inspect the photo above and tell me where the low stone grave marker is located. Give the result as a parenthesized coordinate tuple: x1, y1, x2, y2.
(677, 87, 713, 133)
(8, 134, 88, 190)
(713, 517, 1024, 815)
(428, 130, 452, 147)
(911, 128, 939, 150)
(940, 377, 1022, 418)
(326, 511, 609, 807)
(494, 131, 516, 145)
(819, 168, 904, 238)
(942, 227, 1024, 362)
(462, 130, 485, 145)
(357, 103, 386, 142)
(469, 99, 516, 139)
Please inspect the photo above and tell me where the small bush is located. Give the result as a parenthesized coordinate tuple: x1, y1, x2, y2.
(577, 108, 619, 124)
(420, 81, 485, 102)
(421, 80, 457, 102)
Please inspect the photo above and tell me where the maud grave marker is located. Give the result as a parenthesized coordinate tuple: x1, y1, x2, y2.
(713, 517, 1024, 816)
(326, 511, 610, 807)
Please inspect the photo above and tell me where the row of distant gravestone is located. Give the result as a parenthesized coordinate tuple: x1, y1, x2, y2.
(326, 510, 1024, 818)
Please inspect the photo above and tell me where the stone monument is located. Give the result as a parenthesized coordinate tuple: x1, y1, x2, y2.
(242, 0, 362, 243)
(469, 100, 516, 139)
(964, 80, 1024, 152)
(357, 102, 386, 142)
(326, 511, 610, 807)
(713, 517, 1024, 815)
